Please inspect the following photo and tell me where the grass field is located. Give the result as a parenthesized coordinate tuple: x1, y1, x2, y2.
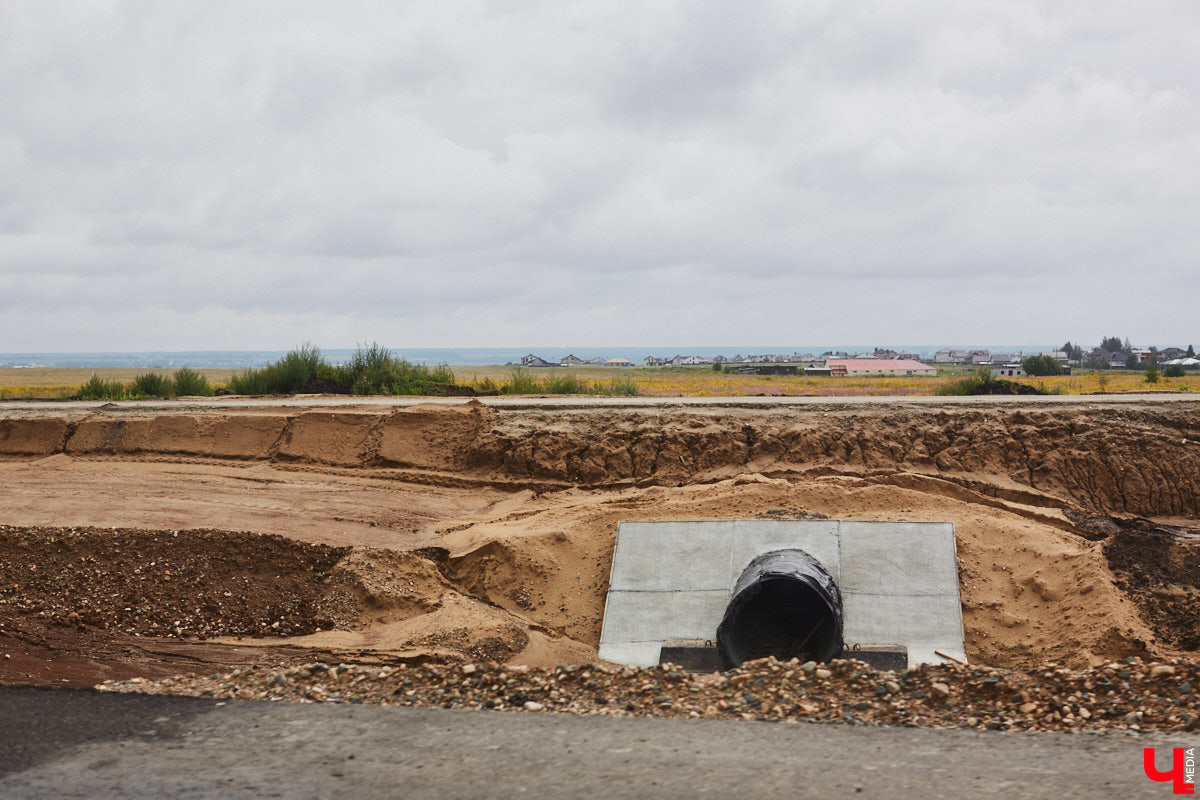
(0, 368, 237, 400)
(2, 365, 1197, 399)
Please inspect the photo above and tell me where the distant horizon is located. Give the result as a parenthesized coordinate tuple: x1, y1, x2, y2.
(0, 344, 1071, 369)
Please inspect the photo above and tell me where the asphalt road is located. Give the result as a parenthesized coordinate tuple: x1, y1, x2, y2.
(1, 687, 1196, 799)
(2, 392, 1199, 414)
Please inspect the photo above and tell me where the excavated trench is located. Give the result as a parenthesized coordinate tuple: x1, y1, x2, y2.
(3, 401, 1200, 516)
(1, 400, 1199, 685)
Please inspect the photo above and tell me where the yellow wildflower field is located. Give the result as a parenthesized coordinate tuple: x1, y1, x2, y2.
(2, 365, 1196, 399)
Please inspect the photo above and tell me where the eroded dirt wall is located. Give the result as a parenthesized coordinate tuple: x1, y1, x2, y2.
(6, 402, 1199, 517)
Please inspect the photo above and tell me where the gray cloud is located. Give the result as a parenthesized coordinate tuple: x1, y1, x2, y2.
(2, 1, 1199, 351)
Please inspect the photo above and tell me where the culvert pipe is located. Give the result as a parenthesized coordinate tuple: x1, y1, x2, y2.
(716, 549, 843, 668)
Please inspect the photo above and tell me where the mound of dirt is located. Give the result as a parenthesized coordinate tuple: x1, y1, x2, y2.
(1102, 517, 1200, 650)
(0, 418, 71, 455)
(0, 524, 578, 686)
(0, 525, 354, 638)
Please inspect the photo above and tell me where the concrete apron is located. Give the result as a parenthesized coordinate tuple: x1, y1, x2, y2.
(599, 520, 966, 669)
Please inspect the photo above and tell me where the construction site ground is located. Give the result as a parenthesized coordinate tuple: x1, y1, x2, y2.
(1, 395, 1198, 709)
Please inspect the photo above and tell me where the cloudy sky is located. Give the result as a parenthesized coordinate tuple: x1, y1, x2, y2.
(2, 2, 1198, 352)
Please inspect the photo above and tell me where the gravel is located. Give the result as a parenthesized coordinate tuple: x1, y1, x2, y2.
(0, 525, 354, 639)
(99, 655, 1200, 733)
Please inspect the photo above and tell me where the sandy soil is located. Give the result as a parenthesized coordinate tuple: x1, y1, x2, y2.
(1, 398, 1198, 687)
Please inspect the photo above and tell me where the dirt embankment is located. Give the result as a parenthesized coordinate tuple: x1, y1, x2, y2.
(1, 399, 1199, 685)
(4, 402, 1199, 517)
(0, 524, 540, 687)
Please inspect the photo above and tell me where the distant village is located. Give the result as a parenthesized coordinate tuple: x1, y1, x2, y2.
(519, 344, 1200, 377)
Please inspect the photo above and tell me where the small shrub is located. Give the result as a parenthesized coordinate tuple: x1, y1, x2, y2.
(172, 367, 212, 396)
(217, 342, 460, 397)
(226, 344, 324, 395)
(936, 367, 989, 396)
(1145, 363, 1160, 384)
(1164, 365, 1186, 378)
(227, 368, 272, 396)
(543, 373, 589, 394)
(471, 376, 501, 395)
(429, 364, 456, 385)
(131, 372, 174, 398)
(78, 374, 126, 400)
(272, 343, 324, 393)
(937, 367, 1043, 396)
(600, 376, 639, 396)
(332, 343, 457, 395)
(502, 366, 539, 395)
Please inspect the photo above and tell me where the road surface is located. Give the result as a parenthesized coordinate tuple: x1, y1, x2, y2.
(0, 687, 1195, 799)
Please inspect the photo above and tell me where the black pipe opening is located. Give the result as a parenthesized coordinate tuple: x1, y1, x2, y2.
(717, 549, 843, 668)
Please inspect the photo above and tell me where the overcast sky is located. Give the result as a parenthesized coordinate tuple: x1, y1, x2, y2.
(2, 2, 1198, 352)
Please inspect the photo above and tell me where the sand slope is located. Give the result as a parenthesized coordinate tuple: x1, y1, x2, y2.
(1, 399, 1198, 682)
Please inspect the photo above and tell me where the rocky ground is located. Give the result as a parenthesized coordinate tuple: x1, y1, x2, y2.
(3, 400, 1200, 726)
(0, 525, 357, 639)
(100, 654, 1200, 734)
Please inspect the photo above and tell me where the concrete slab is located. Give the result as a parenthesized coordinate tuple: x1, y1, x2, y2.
(841, 592, 965, 648)
(596, 642, 662, 667)
(667, 590, 733, 641)
(598, 592, 680, 645)
(600, 520, 966, 669)
(609, 521, 733, 592)
(837, 522, 957, 596)
(908, 644, 968, 665)
(599, 590, 729, 644)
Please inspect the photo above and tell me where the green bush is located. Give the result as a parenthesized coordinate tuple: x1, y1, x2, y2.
(937, 367, 1044, 396)
(333, 343, 455, 395)
(227, 343, 324, 395)
(131, 372, 174, 398)
(1145, 362, 1160, 384)
(172, 367, 212, 397)
(1164, 365, 1186, 378)
(271, 343, 324, 393)
(1021, 355, 1063, 376)
(599, 376, 639, 396)
(430, 364, 455, 384)
(78, 374, 127, 400)
(227, 368, 272, 396)
(542, 373, 589, 394)
(222, 342, 459, 397)
(501, 366, 539, 394)
(471, 376, 501, 395)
